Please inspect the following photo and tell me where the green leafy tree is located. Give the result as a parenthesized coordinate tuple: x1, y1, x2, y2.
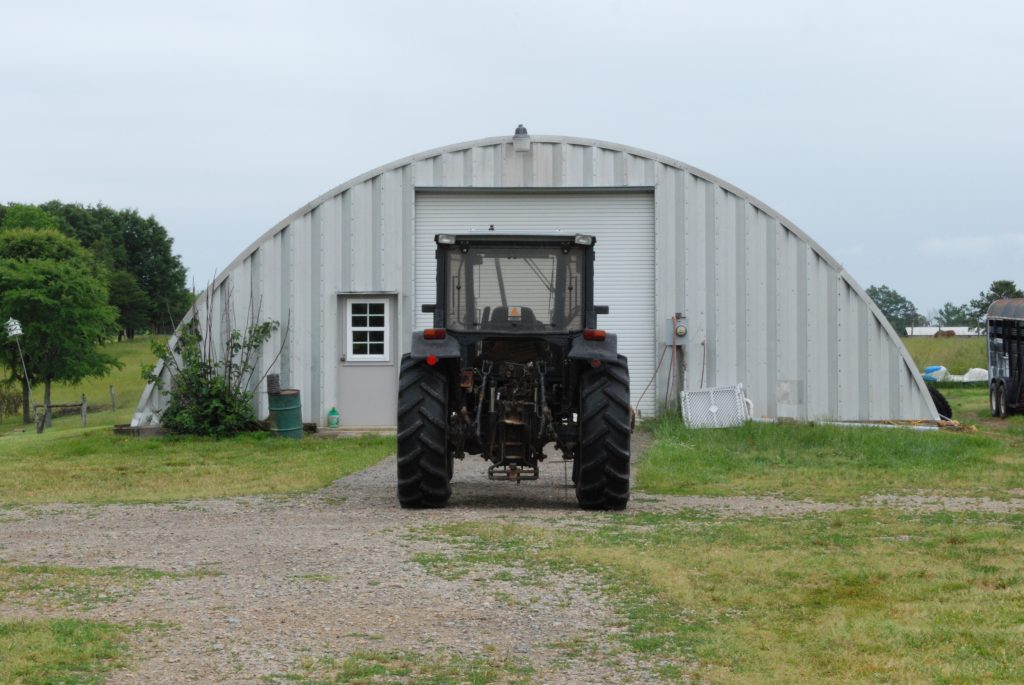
(35, 201, 192, 331)
(933, 302, 973, 327)
(108, 270, 151, 340)
(866, 284, 928, 334)
(0, 204, 64, 232)
(968, 280, 1024, 330)
(0, 229, 121, 423)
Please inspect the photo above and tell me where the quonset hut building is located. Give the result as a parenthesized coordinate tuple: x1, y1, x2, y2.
(133, 129, 938, 429)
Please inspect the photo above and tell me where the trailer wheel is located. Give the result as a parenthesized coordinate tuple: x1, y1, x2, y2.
(576, 355, 631, 511)
(991, 382, 1008, 419)
(928, 385, 953, 420)
(396, 355, 451, 508)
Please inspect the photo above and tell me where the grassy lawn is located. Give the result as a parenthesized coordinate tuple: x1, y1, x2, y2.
(902, 335, 986, 374)
(0, 429, 394, 505)
(0, 335, 162, 435)
(639, 384, 1024, 502)
(420, 509, 1024, 684)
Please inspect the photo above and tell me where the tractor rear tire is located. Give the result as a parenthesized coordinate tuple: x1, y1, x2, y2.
(928, 385, 953, 420)
(576, 355, 631, 511)
(397, 356, 451, 508)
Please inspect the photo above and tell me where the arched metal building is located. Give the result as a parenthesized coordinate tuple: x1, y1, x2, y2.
(133, 132, 938, 428)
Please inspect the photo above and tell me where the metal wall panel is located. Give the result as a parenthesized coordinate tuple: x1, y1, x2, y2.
(133, 135, 937, 427)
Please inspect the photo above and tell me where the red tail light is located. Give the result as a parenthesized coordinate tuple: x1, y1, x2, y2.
(426, 354, 439, 366)
(583, 329, 606, 341)
(423, 328, 446, 340)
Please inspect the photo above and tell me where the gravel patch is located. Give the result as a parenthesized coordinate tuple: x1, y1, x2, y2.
(866, 494, 1024, 513)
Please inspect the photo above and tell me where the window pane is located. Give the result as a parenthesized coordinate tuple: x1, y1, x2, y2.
(353, 343, 368, 355)
(369, 303, 385, 315)
(353, 331, 368, 343)
(351, 314, 367, 327)
(369, 343, 385, 355)
(352, 303, 368, 315)
(369, 330, 384, 343)
(369, 315, 385, 327)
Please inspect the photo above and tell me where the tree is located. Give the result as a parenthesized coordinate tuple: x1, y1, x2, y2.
(0, 204, 63, 232)
(0, 229, 121, 423)
(866, 284, 927, 334)
(933, 302, 973, 327)
(968, 280, 1024, 330)
(108, 271, 151, 340)
(34, 201, 192, 331)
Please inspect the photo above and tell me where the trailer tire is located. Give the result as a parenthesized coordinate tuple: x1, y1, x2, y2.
(396, 355, 451, 508)
(992, 382, 1008, 419)
(576, 355, 631, 511)
(928, 386, 953, 420)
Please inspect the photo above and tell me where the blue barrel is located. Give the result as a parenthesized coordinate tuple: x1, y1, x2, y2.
(268, 389, 303, 439)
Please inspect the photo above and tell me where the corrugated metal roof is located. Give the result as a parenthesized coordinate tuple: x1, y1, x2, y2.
(988, 298, 1024, 320)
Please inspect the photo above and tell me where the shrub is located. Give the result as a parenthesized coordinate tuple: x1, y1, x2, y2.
(148, 291, 282, 437)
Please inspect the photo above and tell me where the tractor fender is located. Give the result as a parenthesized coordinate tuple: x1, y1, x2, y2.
(568, 333, 619, 362)
(410, 333, 461, 359)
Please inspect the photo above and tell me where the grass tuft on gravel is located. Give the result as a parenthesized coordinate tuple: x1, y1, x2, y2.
(0, 561, 219, 608)
(0, 618, 129, 685)
(262, 649, 533, 684)
(0, 430, 394, 505)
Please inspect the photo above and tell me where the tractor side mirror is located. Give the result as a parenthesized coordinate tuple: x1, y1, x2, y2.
(594, 305, 609, 315)
(421, 304, 436, 313)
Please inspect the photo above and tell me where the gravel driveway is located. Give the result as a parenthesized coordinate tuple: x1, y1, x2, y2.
(4, 444, 1019, 684)
(1, 452, 671, 684)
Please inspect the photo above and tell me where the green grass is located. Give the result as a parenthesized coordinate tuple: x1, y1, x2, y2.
(420, 510, 1024, 684)
(0, 619, 129, 685)
(635, 416, 1012, 502)
(0, 335, 164, 435)
(0, 561, 218, 608)
(262, 650, 533, 684)
(0, 429, 394, 505)
(902, 335, 986, 374)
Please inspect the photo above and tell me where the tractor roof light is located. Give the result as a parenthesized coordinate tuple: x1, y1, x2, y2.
(423, 328, 446, 340)
(583, 329, 606, 341)
(436, 234, 456, 245)
(573, 234, 594, 246)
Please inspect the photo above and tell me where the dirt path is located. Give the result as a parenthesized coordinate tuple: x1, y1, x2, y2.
(1, 456, 666, 684)
(3, 449, 1023, 684)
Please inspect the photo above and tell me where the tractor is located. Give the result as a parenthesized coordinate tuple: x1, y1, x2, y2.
(396, 233, 631, 510)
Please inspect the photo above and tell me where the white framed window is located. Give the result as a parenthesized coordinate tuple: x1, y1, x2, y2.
(346, 298, 389, 362)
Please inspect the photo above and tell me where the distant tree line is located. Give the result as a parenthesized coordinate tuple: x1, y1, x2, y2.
(0, 201, 192, 423)
(0, 202, 192, 337)
(867, 280, 1023, 335)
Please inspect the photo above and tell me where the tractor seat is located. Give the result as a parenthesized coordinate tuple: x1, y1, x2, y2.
(486, 306, 538, 329)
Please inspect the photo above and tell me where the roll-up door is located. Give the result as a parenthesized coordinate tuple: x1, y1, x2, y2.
(414, 191, 656, 417)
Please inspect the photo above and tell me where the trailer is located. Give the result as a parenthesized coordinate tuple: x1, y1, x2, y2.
(987, 299, 1024, 417)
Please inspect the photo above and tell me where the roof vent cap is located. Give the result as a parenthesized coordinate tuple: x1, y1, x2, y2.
(513, 124, 531, 152)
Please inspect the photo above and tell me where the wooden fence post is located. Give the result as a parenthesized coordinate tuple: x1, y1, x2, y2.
(109, 385, 116, 411)
(81, 394, 87, 428)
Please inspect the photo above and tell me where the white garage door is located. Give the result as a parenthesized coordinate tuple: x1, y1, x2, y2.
(415, 191, 656, 416)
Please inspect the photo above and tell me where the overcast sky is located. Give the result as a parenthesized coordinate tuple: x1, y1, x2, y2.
(2, 0, 1021, 316)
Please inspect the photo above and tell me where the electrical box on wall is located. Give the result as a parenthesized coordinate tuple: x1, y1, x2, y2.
(664, 314, 687, 346)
